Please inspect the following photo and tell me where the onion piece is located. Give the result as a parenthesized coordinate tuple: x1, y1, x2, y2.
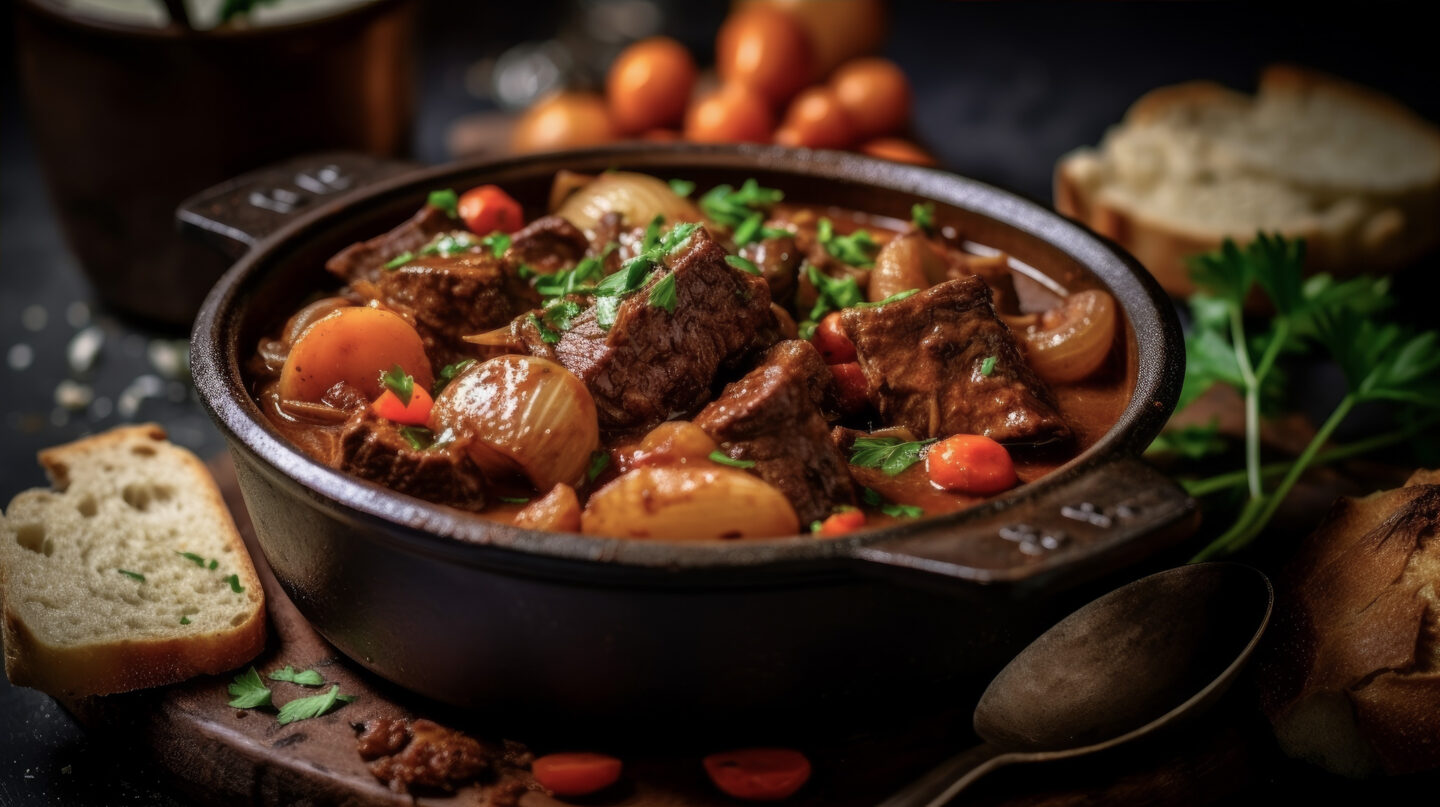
(868, 232, 948, 301)
(1006, 290, 1117, 384)
(581, 465, 800, 540)
(554, 171, 703, 236)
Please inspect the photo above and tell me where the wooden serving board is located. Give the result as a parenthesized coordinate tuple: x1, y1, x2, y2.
(61, 455, 1274, 806)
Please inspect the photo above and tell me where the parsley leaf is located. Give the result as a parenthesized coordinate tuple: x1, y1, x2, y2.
(586, 450, 611, 482)
(269, 666, 325, 687)
(648, 273, 678, 313)
(1145, 421, 1227, 461)
(480, 231, 511, 258)
(383, 251, 414, 270)
(849, 436, 936, 476)
(595, 296, 623, 330)
(180, 615, 190, 625)
(275, 685, 355, 726)
(117, 569, 144, 582)
(857, 289, 919, 308)
(398, 426, 434, 451)
(980, 356, 996, 376)
(805, 263, 864, 323)
(227, 667, 271, 709)
(708, 450, 757, 469)
(434, 359, 476, 395)
(535, 256, 603, 300)
(529, 313, 561, 344)
(699, 179, 784, 229)
(861, 487, 923, 518)
(726, 254, 762, 275)
(642, 214, 665, 253)
(669, 178, 696, 198)
(427, 189, 460, 219)
(380, 364, 414, 406)
(177, 551, 206, 566)
(419, 231, 479, 258)
(225, 574, 245, 594)
(498, 496, 530, 504)
(911, 202, 936, 234)
(543, 299, 583, 331)
(817, 218, 879, 268)
(733, 212, 763, 246)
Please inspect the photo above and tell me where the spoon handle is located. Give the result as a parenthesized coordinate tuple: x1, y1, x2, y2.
(876, 742, 1012, 807)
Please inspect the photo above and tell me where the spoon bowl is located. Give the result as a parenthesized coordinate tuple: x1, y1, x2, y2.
(883, 563, 1273, 806)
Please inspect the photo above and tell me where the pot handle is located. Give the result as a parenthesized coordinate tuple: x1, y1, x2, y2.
(850, 456, 1197, 592)
(176, 151, 418, 258)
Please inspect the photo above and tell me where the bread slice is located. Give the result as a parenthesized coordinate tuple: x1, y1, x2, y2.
(1055, 65, 1440, 297)
(0, 424, 265, 698)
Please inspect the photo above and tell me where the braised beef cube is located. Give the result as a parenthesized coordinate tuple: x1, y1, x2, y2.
(338, 412, 487, 510)
(840, 276, 1070, 444)
(327, 205, 455, 284)
(738, 226, 802, 307)
(695, 341, 856, 524)
(358, 718, 495, 794)
(507, 215, 589, 274)
(375, 254, 540, 368)
(520, 227, 778, 431)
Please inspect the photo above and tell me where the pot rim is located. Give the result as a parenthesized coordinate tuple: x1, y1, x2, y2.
(191, 143, 1184, 575)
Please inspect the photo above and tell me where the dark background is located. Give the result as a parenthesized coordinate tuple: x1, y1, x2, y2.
(3, 1, 1438, 804)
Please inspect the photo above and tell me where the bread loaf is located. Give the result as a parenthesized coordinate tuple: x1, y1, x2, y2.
(1056, 65, 1440, 297)
(0, 424, 265, 698)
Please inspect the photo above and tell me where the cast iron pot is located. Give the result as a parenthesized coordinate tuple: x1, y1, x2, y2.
(186, 145, 1193, 739)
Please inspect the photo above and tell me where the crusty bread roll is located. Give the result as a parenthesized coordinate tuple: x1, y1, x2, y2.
(0, 424, 265, 698)
(1055, 65, 1440, 297)
(1257, 468, 1440, 777)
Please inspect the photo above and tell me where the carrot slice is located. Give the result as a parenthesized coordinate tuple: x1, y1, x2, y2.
(811, 312, 856, 364)
(532, 752, 623, 797)
(703, 748, 811, 801)
(828, 362, 869, 414)
(816, 508, 865, 536)
(459, 185, 524, 235)
(926, 434, 1017, 495)
(370, 384, 433, 426)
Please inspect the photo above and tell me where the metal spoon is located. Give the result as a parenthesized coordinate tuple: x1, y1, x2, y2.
(880, 562, 1273, 807)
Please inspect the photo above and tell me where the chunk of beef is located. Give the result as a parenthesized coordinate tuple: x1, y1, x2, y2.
(358, 718, 494, 794)
(840, 276, 1070, 444)
(738, 226, 802, 307)
(507, 215, 589, 274)
(521, 227, 778, 431)
(695, 341, 856, 524)
(326, 205, 454, 284)
(337, 412, 487, 510)
(374, 254, 540, 368)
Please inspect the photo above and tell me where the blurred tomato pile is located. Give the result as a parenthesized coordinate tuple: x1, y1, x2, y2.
(510, 0, 933, 165)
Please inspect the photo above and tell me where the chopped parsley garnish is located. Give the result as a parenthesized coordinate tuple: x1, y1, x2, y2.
(542, 299, 583, 331)
(209, 559, 218, 571)
(981, 356, 997, 376)
(857, 289, 919, 307)
(427, 188, 460, 219)
(861, 487, 924, 518)
(699, 179, 783, 229)
(227, 667, 271, 709)
(480, 231, 511, 258)
(648, 273, 678, 313)
(708, 450, 757, 469)
(911, 202, 936, 234)
(117, 569, 144, 582)
(535, 256, 603, 300)
(849, 436, 937, 476)
(269, 666, 325, 686)
(383, 251, 414, 270)
(177, 551, 205, 566)
(804, 263, 864, 324)
(276, 685, 356, 726)
(726, 255, 762, 275)
(529, 313, 561, 344)
(398, 426, 434, 450)
(642, 214, 665, 253)
(592, 221, 700, 329)
(733, 212, 763, 246)
(586, 450, 611, 482)
(817, 218, 879, 268)
(669, 178, 696, 198)
(595, 296, 623, 330)
(180, 615, 191, 625)
(380, 364, 414, 405)
(498, 496, 530, 504)
(434, 359, 476, 395)
(225, 574, 245, 594)
(809, 520, 824, 533)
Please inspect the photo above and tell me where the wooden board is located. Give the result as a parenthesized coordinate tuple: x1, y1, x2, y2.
(61, 455, 1277, 806)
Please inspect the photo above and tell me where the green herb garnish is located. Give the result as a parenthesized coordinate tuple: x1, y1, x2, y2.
(648, 273, 678, 313)
(480, 231, 511, 258)
(669, 178, 696, 198)
(428, 188, 460, 219)
(180, 615, 191, 625)
(398, 426, 434, 451)
(178, 551, 205, 566)
(817, 218, 879, 268)
(227, 667, 271, 709)
(591, 222, 700, 329)
(708, 450, 757, 469)
(543, 299, 583, 332)
(535, 256, 603, 300)
(804, 263, 864, 326)
(434, 359, 476, 395)
(642, 214, 665, 253)
(498, 496, 530, 504)
(117, 569, 144, 582)
(726, 255, 762, 276)
(980, 356, 996, 376)
(857, 289, 919, 308)
(911, 202, 936, 234)
(209, 559, 218, 571)
(225, 574, 245, 594)
(860, 487, 923, 518)
(383, 251, 414, 270)
(529, 313, 561, 344)
(275, 685, 356, 726)
(380, 364, 414, 406)
(269, 666, 325, 686)
(732, 212, 763, 246)
(849, 436, 936, 476)
(419, 231, 479, 258)
(586, 450, 611, 482)
(699, 179, 784, 229)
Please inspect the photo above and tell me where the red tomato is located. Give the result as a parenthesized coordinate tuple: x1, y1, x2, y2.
(370, 384, 433, 427)
(775, 86, 856, 150)
(829, 58, 912, 140)
(532, 752, 623, 797)
(828, 361, 869, 414)
(703, 748, 811, 801)
(458, 185, 524, 234)
(606, 37, 697, 134)
(817, 508, 865, 536)
(811, 312, 856, 363)
(684, 83, 775, 143)
(926, 434, 1017, 495)
(511, 91, 617, 154)
(716, 5, 814, 107)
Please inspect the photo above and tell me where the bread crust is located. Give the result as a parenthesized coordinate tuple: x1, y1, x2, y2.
(1, 424, 266, 698)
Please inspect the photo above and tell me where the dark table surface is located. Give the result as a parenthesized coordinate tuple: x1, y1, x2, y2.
(3, 2, 1439, 804)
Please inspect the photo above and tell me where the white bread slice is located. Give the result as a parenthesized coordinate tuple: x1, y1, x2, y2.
(0, 424, 265, 698)
(1055, 65, 1440, 297)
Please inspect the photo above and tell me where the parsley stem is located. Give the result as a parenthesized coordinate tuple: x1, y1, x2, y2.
(1229, 308, 1263, 500)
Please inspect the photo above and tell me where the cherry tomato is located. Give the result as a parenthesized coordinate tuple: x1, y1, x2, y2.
(458, 185, 524, 235)
(370, 384, 433, 427)
(511, 91, 617, 154)
(532, 752, 623, 797)
(812, 312, 856, 363)
(684, 83, 774, 143)
(740, 0, 887, 77)
(704, 748, 811, 801)
(774, 87, 856, 150)
(829, 58, 912, 140)
(926, 434, 1017, 495)
(859, 137, 937, 166)
(606, 37, 698, 134)
(828, 361, 869, 414)
(716, 5, 814, 107)
(816, 508, 865, 536)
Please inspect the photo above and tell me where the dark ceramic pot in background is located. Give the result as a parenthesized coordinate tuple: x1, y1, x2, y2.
(13, 0, 416, 327)
(186, 145, 1194, 741)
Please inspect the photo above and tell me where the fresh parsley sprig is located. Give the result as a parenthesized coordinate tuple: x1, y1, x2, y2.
(699, 179, 784, 230)
(380, 365, 414, 406)
(849, 436, 937, 476)
(276, 685, 356, 726)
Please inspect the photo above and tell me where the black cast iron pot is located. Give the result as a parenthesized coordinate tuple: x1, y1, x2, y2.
(186, 145, 1193, 740)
